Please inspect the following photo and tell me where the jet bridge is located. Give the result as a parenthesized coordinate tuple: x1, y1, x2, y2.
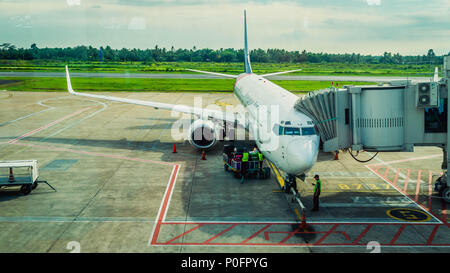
(294, 55, 450, 202)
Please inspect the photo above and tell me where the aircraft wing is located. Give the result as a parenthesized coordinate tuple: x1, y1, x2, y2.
(65, 66, 243, 125)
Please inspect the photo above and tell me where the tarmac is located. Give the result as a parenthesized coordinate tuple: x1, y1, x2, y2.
(0, 91, 448, 253)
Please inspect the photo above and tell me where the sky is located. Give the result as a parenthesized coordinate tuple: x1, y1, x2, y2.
(0, 0, 449, 55)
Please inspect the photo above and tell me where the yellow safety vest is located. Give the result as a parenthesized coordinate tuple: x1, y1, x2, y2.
(258, 153, 263, 161)
(242, 152, 249, 162)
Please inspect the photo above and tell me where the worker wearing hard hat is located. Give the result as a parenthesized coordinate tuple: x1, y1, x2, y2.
(312, 174, 322, 211)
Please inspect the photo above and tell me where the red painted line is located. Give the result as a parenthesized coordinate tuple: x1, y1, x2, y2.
(373, 166, 382, 173)
(153, 241, 450, 247)
(428, 171, 433, 211)
(335, 231, 351, 241)
(154, 222, 450, 247)
(279, 226, 302, 244)
(414, 170, 422, 202)
(241, 224, 272, 244)
(403, 169, 411, 193)
(389, 224, 406, 245)
(352, 224, 373, 244)
(392, 168, 400, 185)
(166, 224, 203, 244)
(382, 167, 390, 178)
(203, 224, 238, 244)
(8, 107, 92, 144)
(161, 221, 440, 226)
(426, 224, 440, 245)
(443, 201, 447, 225)
(151, 164, 180, 245)
(314, 224, 339, 245)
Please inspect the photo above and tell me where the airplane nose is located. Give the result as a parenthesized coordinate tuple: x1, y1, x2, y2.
(286, 137, 319, 174)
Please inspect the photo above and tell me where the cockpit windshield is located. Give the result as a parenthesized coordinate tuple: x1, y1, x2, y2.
(301, 127, 316, 135)
(284, 127, 300, 135)
(274, 124, 316, 136)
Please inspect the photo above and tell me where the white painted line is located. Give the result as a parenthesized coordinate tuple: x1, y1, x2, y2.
(368, 154, 441, 166)
(148, 164, 180, 246)
(150, 244, 450, 248)
(320, 203, 417, 208)
(162, 164, 181, 222)
(0, 107, 53, 127)
(40, 99, 107, 140)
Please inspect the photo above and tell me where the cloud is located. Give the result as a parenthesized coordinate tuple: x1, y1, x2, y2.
(0, 0, 448, 55)
(366, 0, 381, 6)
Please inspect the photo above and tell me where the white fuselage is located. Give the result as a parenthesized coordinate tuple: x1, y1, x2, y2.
(234, 73, 320, 175)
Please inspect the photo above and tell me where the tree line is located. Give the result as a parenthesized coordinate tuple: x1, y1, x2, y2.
(0, 43, 445, 65)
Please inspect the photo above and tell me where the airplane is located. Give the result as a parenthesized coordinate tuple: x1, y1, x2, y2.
(65, 10, 320, 190)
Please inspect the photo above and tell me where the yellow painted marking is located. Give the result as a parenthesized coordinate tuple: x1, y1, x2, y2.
(269, 162, 285, 189)
(293, 208, 302, 221)
(214, 101, 233, 106)
(386, 208, 431, 222)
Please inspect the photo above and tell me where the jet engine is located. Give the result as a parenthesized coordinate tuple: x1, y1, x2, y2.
(187, 119, 218, 149)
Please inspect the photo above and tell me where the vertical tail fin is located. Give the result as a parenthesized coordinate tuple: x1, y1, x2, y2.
(433, 67, 439, 82)
(244, 10, 252, 74)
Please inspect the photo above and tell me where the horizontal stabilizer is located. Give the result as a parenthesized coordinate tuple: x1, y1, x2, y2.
(185, 68, 237, 78)
(261, 69, 302, 77)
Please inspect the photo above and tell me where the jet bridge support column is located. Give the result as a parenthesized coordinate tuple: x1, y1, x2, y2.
(442, 56, 450, 202)
(349, 87, 363, 151)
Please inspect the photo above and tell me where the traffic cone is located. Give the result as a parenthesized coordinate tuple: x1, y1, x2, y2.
(201, 150, 206, 160)
(172, 144, 177, 153)
(334, 151, 339, 160)
(300, 210, 307, 229)
(8, 168, 15, 182)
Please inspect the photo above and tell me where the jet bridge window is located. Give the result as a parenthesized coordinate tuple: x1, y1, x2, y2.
(425, 98, 447, 133)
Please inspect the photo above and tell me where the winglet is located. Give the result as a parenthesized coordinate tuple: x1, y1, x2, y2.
(244, 10, 252, 74)
(65, 65, 75, 94)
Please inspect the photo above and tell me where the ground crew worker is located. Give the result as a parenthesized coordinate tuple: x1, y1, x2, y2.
(258, 150, 263, 170)
(312, 174, 321, 211)
(241, 150, 249, 177)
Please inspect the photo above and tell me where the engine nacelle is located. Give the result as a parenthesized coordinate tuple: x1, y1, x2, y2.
(187, 119, 218, 149)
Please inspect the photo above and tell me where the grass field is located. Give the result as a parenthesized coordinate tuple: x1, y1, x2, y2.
(0, 60, 438, 77)
(0, 77, 373, 93)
